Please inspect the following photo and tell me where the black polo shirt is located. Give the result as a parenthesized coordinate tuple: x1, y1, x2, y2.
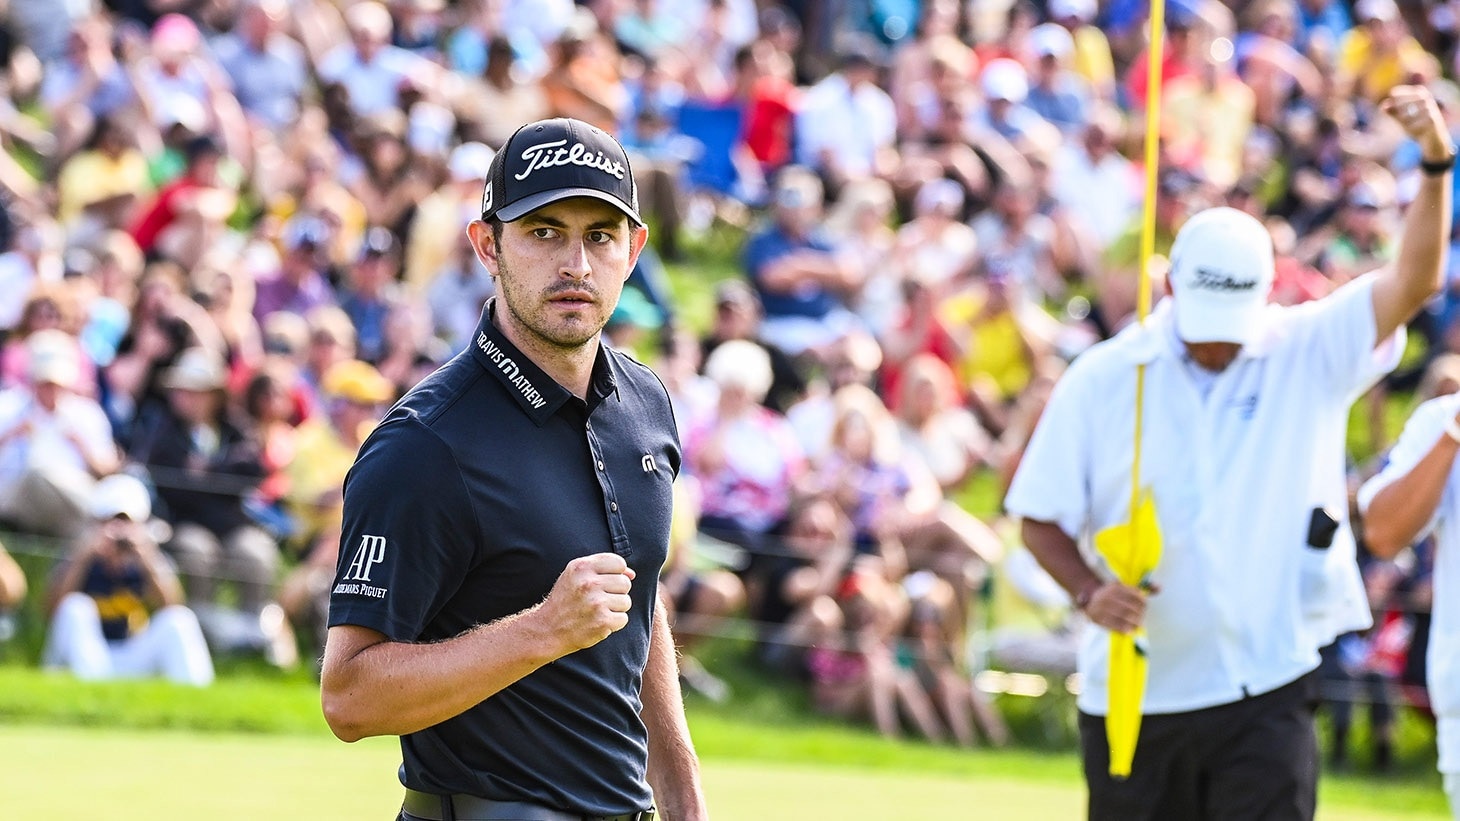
(329, 300, 680, 816)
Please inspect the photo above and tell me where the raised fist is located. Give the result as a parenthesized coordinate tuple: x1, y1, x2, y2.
(541, 552, 636, 654)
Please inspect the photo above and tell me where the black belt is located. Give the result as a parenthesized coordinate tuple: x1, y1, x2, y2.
(401, 788, 655, 821)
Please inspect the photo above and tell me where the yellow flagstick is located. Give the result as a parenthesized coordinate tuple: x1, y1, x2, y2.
(1093, 0, 1167, 780)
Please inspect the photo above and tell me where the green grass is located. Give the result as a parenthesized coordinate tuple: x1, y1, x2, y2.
(0, 649, 1449, 819)
(661, 220, 747, 331)
(0, 666, 328, 734)
(0, 715, 1447, 819)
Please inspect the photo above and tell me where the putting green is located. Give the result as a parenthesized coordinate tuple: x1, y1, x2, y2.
(0, 725, 1444, 819)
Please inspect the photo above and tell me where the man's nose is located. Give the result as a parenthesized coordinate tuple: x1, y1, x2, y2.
(560, 238, 591, 281)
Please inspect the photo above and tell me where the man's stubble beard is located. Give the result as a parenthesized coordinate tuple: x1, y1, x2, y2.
(495, 255, 610, 353)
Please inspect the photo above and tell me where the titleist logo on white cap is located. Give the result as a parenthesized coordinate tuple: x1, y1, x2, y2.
(1192, 267, 1261, 292)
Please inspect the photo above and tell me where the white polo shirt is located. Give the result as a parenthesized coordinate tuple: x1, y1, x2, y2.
(1006, 275, 1395, 715)
(1357, 394, 1460, 775)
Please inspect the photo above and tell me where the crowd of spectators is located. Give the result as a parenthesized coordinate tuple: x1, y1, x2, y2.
(0, 0, 1451, 757)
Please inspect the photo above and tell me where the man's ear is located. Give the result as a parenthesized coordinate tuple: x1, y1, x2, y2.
(466, 220, 499, 278)
(624, 223, 650, 280)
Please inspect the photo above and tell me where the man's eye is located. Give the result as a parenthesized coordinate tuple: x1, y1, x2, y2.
(588, 231, 613, 244)
(532, 228, 555, 239)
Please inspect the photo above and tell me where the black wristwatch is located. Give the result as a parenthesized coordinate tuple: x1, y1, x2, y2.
(1421, 148, 1457, 177)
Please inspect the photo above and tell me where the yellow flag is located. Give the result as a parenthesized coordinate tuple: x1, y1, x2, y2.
(1093, 489, 1163, 778)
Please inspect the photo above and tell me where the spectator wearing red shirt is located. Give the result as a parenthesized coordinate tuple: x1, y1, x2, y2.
(734, 40, 797, 176)
(1123, 8, 1203, 108)
(128, 135, 234, 266)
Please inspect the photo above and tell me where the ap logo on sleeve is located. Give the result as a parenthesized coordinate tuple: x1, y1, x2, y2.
(336, 534, 389, 599)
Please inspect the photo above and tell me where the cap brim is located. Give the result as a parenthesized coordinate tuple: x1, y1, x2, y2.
(1173, 297, 1267, 346)
(494, 187, 643, 225)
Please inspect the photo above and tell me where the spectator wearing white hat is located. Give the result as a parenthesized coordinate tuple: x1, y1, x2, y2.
(1047, 0, 1116, 103)
(1025, 22, 1091, 134)
(127, 346, 281, 648)
(404, 141, 495, 292)
(41, 472, 214, 686)
(892, 178, 978, 291)
(0, 329, 120, 539)
(976, 57, 1049, 144)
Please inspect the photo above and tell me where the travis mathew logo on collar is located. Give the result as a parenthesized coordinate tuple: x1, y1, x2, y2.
(477, 330, 548, 410)
(1192, 266, 1260, 292)
(514, 139, 627, 182)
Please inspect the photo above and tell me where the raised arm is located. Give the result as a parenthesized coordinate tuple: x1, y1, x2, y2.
(321, 552, 636, 742)
(1370, 85, 1454, 342)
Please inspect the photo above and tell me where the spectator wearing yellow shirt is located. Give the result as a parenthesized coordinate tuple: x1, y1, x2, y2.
(284, 359, 392, 550)
(278, 358, 393, 652)
(403, 141, 495, 294)
(1163, 52, 1256, 191)
(1336, 0, 1439, 105)
(56, 115, 150, 232)
(1048, 0, 1117, 103)
(939, 273, 1050, 437)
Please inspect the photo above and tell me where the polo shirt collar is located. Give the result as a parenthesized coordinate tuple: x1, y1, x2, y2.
(469, 299, 618, 425)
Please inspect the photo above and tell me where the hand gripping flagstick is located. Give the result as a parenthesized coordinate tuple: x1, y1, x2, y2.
(1091, 0, 1168, 780)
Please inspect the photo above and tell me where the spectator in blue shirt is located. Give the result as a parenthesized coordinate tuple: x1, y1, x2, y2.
(742, 166, 865, 360)
(1025, 23, 1091, 135)
(1295, 0, 1353, 55)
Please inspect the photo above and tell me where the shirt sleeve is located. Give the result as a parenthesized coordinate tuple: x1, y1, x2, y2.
(328, 416, 480, 641)
(1285, 273, 1399, 398)
(1357, 395, 1457, 540)
(1004, 353, 1095, 540)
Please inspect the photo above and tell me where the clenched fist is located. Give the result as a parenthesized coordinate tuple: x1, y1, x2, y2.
(540, 552, 636, 655)
(1382, 85, 1452, 161)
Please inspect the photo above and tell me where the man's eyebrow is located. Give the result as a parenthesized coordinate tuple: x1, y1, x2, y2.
(522, 213, 625, 232)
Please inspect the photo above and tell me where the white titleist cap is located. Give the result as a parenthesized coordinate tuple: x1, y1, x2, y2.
(1168, 207, 1274, 346)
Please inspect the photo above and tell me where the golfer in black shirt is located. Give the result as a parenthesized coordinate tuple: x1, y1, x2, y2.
(322, 118, 706, 821)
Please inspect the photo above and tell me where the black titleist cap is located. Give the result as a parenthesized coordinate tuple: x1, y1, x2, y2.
(480, 118, 641, 225)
